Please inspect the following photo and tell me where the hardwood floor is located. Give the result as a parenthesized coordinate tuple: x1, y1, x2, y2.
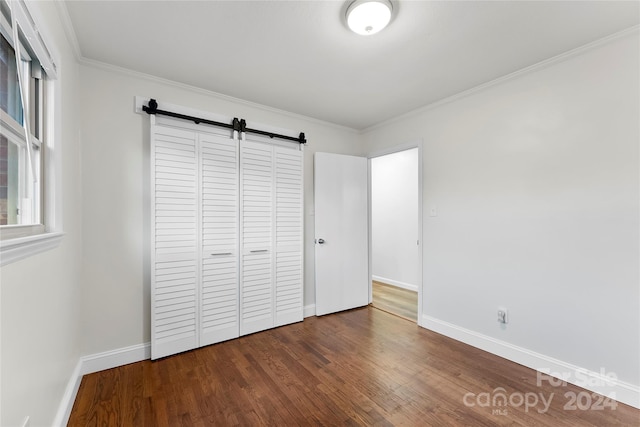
(68, 307, 639, 426)
(372, 280, 418, 322)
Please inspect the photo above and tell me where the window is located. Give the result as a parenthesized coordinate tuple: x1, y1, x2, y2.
(0, 33, 43, 230)
(0, 0, 61, 265)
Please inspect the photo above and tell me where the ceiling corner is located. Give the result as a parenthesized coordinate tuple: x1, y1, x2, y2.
(54, 0, 83, 61)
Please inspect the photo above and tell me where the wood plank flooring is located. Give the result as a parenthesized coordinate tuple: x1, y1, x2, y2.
(372, 280, 418, 322)
(68, 307, 639, 426)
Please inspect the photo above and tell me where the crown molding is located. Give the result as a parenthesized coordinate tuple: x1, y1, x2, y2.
(78, 57, 359, 135)
(53, 0, 358, 134)
(54, 0, 82, 61)
(47, 3, 640, 137)
(362, 25, 640, 134)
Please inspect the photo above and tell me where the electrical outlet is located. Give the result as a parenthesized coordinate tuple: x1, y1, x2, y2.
(497, 307, 508, 324)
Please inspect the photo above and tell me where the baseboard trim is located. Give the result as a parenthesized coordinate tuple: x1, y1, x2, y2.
(54, 343, 151, 426)
(372, 275, 418, 292)
(421, 314, 640, 409)
(80, 342, 151, 376)
(58, 314, 638, 425)
(304, 304, 316, 318)
(52, 360, 82, 427)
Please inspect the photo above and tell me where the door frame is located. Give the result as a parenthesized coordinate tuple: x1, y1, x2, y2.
(367, 140, 424, 324)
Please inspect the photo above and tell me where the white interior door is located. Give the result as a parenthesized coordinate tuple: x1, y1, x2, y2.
(274, 146, 304, 326)
(151, 123, 199, 360)
(314, 152, 369, 316)
(199, 133, 239, 346)
(240, 140, 274, 335)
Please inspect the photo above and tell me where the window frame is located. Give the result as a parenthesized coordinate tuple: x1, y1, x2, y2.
(0, 0, 62, 266)
(0, 57, 44, 230)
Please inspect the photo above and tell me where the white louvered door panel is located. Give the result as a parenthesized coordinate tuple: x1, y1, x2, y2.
(240, 141, 274, 335)
(274, 147, 304, 326)
(151, 123, 199, 360)
(200, 133, 240, 346)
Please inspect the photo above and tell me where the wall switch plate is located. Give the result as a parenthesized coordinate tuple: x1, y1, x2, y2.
(429, 207, 437, 217)
(498, 307, 508, 324)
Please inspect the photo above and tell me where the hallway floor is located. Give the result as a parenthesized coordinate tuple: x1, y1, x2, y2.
(372, 280, 418, 322)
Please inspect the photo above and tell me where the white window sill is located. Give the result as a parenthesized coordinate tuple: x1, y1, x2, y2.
(0, 231, 65, 267)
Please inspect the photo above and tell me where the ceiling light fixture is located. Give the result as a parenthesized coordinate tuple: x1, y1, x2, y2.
(346, 0, 393, 36)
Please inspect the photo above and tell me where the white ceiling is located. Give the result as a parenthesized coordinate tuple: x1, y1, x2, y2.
(63, 1, 639, 130)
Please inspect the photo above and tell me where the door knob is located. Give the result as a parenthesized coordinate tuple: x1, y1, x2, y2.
(317, 238, 325, 244)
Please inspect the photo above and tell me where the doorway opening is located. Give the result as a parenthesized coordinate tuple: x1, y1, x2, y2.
(369, 146, 421, 322)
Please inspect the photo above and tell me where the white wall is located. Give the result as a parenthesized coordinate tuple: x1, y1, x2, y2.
(78, 64, 363, 356)
(0, 2, 83, 426)
(363, 31, 639, 391)
(371, 148, 419, 290)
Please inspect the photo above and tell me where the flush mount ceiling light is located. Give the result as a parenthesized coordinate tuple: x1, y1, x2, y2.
(346, 0, 393, 36)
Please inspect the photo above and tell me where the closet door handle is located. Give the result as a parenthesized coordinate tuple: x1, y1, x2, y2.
(317, 239, 325, 244)
(211, 252, 232, 256)
(250, 249, 269, 253)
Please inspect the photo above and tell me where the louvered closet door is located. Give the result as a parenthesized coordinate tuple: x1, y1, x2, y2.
(151, 124, 199, 360)
(240, 141, 274, 335)
(199, 133, 240, 346)
(274, 147, 303, 326)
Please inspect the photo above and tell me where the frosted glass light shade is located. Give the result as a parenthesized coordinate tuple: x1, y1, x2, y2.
(346, 0, 393, 36)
